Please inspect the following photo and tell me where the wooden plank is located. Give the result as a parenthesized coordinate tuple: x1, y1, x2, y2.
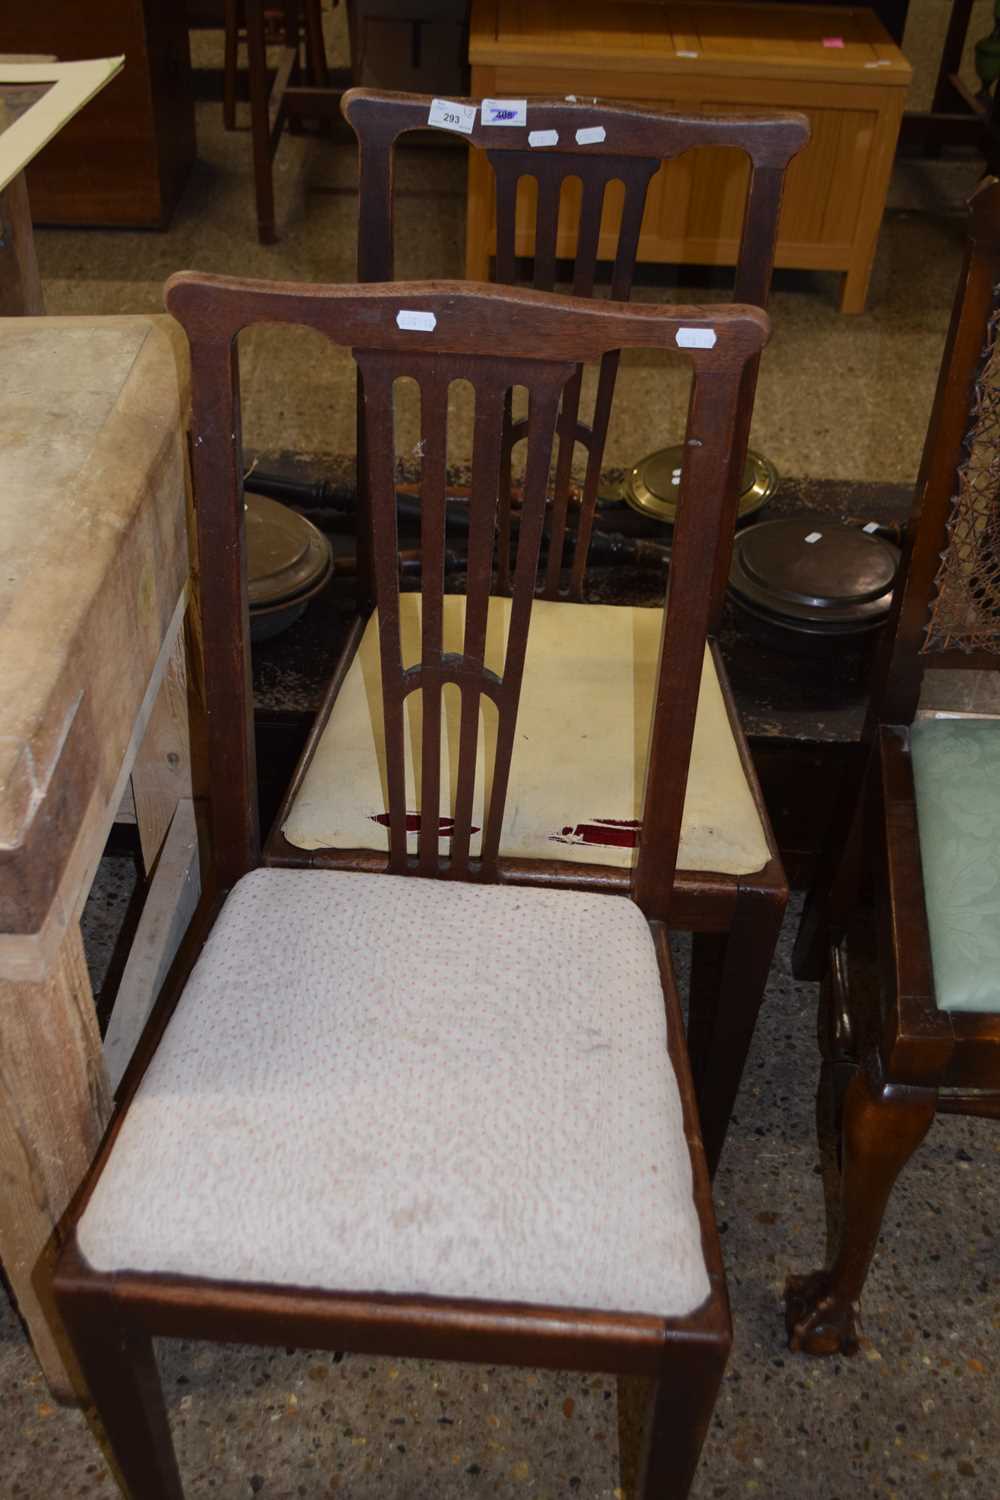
(0, 590, 188, 984)
(471, 0, 911, 85)
(131, 621, 193, 875)
(0, 922, 112, 1399)
(103, 798, 201, 1094)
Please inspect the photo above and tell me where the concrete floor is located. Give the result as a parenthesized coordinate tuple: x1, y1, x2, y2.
(4, 9, 1000, 1498)
(4, 892, 998, 1499)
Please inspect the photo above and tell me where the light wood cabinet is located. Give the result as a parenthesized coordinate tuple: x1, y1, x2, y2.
(466, 0, 911, 312)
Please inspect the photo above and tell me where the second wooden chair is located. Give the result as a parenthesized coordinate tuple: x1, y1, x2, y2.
(268, 90, 810, 1172)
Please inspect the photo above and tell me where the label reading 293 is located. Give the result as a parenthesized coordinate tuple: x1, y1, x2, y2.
(427, 98, 477, 135)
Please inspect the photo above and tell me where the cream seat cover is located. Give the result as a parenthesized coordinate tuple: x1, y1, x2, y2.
(77, 868, 711, 1318)
(283, 596, 770, 875)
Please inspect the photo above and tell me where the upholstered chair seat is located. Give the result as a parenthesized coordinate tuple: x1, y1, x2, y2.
(281, 597, 771, 877)
(910, 717, 1000, 1013)
(78, 868, 711, 1319)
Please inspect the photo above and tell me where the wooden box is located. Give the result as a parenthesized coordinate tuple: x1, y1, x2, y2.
(466, 0, 911, 312)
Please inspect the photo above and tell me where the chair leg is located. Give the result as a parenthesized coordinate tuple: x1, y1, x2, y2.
(223, 0, 241, 131)
(636, 1344, 728, 1498)
(57, 1298, 184, 1499)
(793, 762, 867, 981)
(245, 0, 278, 243)
(785, 1064, 936, 1357)
(687, 882, 786, 1178)
(303, 0, 330, 88)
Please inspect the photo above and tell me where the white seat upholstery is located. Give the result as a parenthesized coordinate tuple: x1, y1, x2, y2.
(78, 868, 710, 1319)
(281, 597, 771, 876)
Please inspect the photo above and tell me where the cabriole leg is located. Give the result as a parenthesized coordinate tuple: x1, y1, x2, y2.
(785, 1065, 936, 1356)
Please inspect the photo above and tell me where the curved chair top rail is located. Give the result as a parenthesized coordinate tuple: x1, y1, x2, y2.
(340, 87, 810, 170)
(165, 273, 769, 366)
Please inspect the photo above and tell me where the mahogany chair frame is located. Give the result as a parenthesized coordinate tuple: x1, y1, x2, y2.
(785, 180, 1000, 1356)
(264, 88, 810, 1173)
(52, 276, 768, 1497)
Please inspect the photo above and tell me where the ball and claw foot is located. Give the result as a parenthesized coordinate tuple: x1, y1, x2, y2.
(784, 1271, 861, 1357)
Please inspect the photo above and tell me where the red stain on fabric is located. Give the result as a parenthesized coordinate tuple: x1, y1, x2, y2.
(549, 818, 640, 848)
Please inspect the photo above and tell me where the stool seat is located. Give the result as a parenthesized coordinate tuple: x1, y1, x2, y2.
(78, 868, 710, 1318)
(281, 597, 771, 877)
(911, 717, 1000, 1013)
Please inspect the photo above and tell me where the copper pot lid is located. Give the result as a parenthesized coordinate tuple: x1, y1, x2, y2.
(729, 514, 900, 633)
(623, 444, 777, 524)
(246, 493, 332, 612)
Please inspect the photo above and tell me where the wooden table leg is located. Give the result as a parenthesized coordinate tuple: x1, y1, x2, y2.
(0, 171, 44, 316)
(0, 924, 111, 1400)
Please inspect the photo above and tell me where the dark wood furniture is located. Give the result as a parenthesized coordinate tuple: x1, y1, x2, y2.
(897, 0, 1000, 170)
(231, 0, 350, 242)
(7, 2, 194, 228)
(265, 89, 808, 1174)
(784, 179, 1000, 1356)
(52, 275, 767, 1496)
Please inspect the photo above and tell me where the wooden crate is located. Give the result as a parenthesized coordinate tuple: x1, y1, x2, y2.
(466, 0, 911, 312)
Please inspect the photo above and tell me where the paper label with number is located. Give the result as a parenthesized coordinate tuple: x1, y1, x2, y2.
(427, 98, 477, 135)
(482, 98, 527, 127)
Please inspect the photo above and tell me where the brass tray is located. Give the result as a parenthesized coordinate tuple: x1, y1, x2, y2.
(623, 444, 777, 525)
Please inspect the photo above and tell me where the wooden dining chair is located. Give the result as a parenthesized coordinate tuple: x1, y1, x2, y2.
(52, 275, 768, 1497)
(266, 88, 810, 1173)
(785, 179, 1000, 1356)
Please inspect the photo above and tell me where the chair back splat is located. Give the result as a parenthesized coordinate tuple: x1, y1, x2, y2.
(342, 90, 808, 602)
(167, 275, 768, 901)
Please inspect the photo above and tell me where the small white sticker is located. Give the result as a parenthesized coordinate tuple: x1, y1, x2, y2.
(675, 327, 717, 349)
(396, 309, 437, 332)
(804, 531, 823, 544)
(565, 94, 577, 102)
(575, 125, 606, 145)
(864, 58, 892, 66)
(863, 521, 879, 533)
(528, 129, 559, 148)
(677, 49, 700, 57)
(427, 98, 477, 135)
(482, 97, 527, 127)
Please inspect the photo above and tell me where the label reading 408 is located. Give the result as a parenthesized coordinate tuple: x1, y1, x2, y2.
(427, 98, 477, 135)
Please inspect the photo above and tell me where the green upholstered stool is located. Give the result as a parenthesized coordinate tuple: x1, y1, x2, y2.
(911, 717, 1000, 1013)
